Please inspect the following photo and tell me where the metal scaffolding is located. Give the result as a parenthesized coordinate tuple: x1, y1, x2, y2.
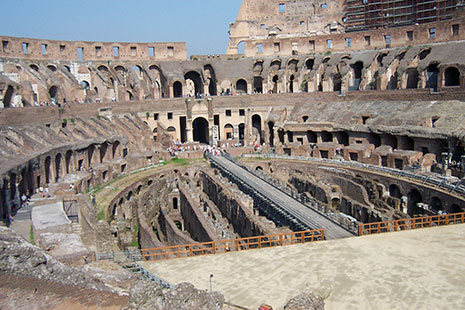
(344, 0, 462, 32)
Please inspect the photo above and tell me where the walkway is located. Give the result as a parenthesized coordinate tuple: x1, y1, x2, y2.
(140, 224, 465, 310)
(209, 155, 353, 239)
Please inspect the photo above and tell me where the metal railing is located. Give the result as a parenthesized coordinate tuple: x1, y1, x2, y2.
(242, 154, 465, 198)
(359, 212, 465, 235)
(141, 229, 324, 261)
(221, 153, 359, 234)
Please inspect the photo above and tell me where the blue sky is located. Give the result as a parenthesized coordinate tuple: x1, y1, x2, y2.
(0, 0, 242, 55)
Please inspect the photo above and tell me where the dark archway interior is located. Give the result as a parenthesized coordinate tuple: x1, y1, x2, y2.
(321, 131, 332, 142)
(426, 64, 439, 90)
(272, 75, 279, 93)
(238, 123, 245, 141)
(333, 74, 342, 92)
(307, 130, 317, 143)
(254, 76, 263, 93)
(173, 81, 183, 98)
(430, 197, 443, 212)
(289, 75, 294, 93)
(268, 122, 274, 147)
(184, 71, 204, 95)
(236, 79, 247, 93)
(3, 85, 14, 108)
(193, 117, 209, 144)
(406, 70, 419, 89)
(252, 114, 263, 144)
(204, 65, 217, 96)
(49, 86, 58, 99)
(389, 184, 402, 199)
(407, 189, 423, 216)
(444, 67, 460, 86)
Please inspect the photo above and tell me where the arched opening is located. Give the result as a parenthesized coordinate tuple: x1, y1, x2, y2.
(268, 122, 275, 147)
(407, 189, 423, 216)
(426, 64, 439, 90)
(256, 166, 263, 171)
(331, 198, 341, 210)
(321, 131, 332, 142)
(383, 134, 398, 149)
(173, 197, 178, 210)
(406, 69, 419, 89)
(401, 136, 414, 151)
(112, 141, 121, 158)
(97, 65, 109, 72)
(49, 86, 58, 99)
(184, 71, 204, 96)
(224, 124, 234, 140)
(204, 65, 217, 96)
(236, 79, 247, 94)
(289, 75, 295, 93)
(153, 127, 158, 142)
(333, 73, 342, 92)
(389, 184, 402, 199)
(80, 80, 90, 90)
(252, 114, 263, 144)
(369, 133, 381, 147)
(305, 59, 314, 70)
(238, 123, 245, 141)
(418, 49, 431, 60)
(47, 65, 57, 72)
(447, 204, 462, 214)
(430, 197, 443, 212)
(65, 150, 73, 174)
(307, 130, 317, 143)
(192, 117, 209, 144)
(167, 126, 177, 141)
(388, 71, 398, 90)
(3, 85, 14, 108)
(100, 142, 108, 163)
(444, 67, 460, 86)
(173, 81, 183, 98)
(350, 61, 363, 91)
(127, 91, 135, 101)
(237, 41, 245, 54)
(272, 75, 279, 93)
(44, 156, 51, 184)
(253, 76, 263, 93)
(29, 64, 39, 72)
(336, 131, 349, 146)
(88, 144, 95, 167)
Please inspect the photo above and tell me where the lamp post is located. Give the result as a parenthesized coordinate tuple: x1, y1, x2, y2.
(209, 274, 213, 292)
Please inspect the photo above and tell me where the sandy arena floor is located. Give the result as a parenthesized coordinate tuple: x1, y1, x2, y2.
(140, 224, 465, 310)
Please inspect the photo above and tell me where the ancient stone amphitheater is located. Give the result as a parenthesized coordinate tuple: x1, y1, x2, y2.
(1, 1, 465, 309)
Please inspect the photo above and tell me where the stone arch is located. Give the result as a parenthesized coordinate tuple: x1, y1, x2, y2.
(112, 141, 121, 158)
(65, 150, 73, 174)
(425, 63, 439, 90)
(407, 189, 423, 216)
(444, 67, 460, 87)
(253, 60, 264, 75)
(389, 184, 402, 199)
(336, 131, 349, 146)
(29, 64, 39, 72)
(44, 156, 51, 184)
(447, 204, 463, 214)
(80, 80, 90, 90)
(97, 65, 110, 72)
(224, 124, 234, 140)
(184, 71, 204, 96)
(47, 64, 57, 72)
(127, 90, 135, 101)
(238, 123, 245, 141)
(88, 144, 95, 167)
(289, 74, 295, 93)
(167, 126, 177, 141)
(55, 153, 62, 182)
(253, 76, 263, 93)
(406, 69, 419, 89)
(272, 75, 279, 93)
(430, 196, 443, 212)
(307, 130, 317, 143)
(350, 61, 363, 90)
(100, 142, 109, 163)
(204, 64, 217, 96)
(237, 41, 245, 54)
(333, 73, 342, 92)
(268, 121, 275, 146)
(49, 86, 58, 99)
(173, 81, 183, 98)
(321, 131, 333, 142)
(192, 117, 209, 144)
(236, 79, 248, 94)
(252, 114, 263, 144)
(3, 85, 14, 108)
(305, 58, 314, 70)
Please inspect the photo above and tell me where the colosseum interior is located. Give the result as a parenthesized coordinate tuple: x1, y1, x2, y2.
(1, 1, 465, 309)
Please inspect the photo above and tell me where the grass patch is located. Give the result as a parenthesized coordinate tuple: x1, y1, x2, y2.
(170, 158, 189, 166)
(97, 208, 105, 221)
(29, 224, 35, 245)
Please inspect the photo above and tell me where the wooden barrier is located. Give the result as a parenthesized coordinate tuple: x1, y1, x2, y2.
(359, 212, 465, 236)
(141, 229, 324, 261)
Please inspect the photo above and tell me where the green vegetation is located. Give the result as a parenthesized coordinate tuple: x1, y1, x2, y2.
(131, 225, 140, 248)
(62, 119, 67, 126)
(325, 50, 332, 55)
(169, 158, 189, 166)
(70, 118, 75, 125)
(97, 208, 105, 221)
(29, 224, 35, 245)
(146, 112, 150, 119)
